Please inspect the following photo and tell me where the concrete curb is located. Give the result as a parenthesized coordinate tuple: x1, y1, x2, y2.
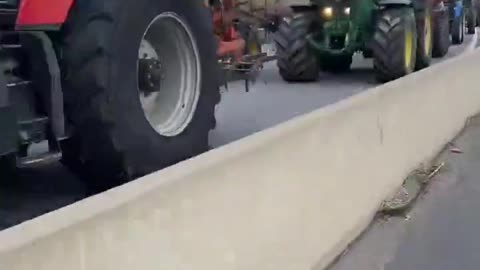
(381, 34, 478, 214)
(465, 30, 479, 53)
(381, 163, 445, 213)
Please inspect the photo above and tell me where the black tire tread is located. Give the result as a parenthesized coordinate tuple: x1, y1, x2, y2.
(466, 7, 477, 34)
(432, 11, 450, 58)
(274, 15, 318, 82)
(415, 8, 433, 70)
(372, 7, 417, 83)
(60, 0, 220, 191)
(452, 12, 465, 44)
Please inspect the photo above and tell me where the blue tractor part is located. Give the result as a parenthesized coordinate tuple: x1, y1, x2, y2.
(448, 0, 466, 44)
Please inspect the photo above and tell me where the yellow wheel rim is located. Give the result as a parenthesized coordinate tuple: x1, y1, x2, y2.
(424, 13, 432, 55)
(404, 30, 413, 71)
(249, 41, 259, 55)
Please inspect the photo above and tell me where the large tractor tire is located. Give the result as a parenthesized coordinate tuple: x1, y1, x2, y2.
(318, 54, 353, 73)
(477, 2, 480, 26)
(452, 9, 465, 44)
(415, 7, 433, 70)
(59, 0, 220, 191)
(372, 7, 417, 83)
(466, 7, 477, 34)
(432, 9, 450, 57)
(475, 8, 480, 27)
(275, 15, 318, 82)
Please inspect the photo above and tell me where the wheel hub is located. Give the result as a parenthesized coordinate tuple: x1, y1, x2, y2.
(138, 58, 164, 94)
(136, 13, 201, 137)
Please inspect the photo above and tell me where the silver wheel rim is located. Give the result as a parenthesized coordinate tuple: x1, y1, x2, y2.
(137, 12, 201, 137)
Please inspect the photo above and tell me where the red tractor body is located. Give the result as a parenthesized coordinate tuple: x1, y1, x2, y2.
(15, 0, 73, 28)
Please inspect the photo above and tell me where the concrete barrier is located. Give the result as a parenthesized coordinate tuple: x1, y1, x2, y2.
(1, 50, 480, 269)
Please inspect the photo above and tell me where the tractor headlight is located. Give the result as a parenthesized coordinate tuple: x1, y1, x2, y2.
(322, 7, 333, 19)
(344, 7, 351, 15)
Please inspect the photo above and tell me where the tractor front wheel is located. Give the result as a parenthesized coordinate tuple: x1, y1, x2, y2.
(452, 11, 465, 44)
(275, 15, 318, 82)
(60, 0, 220, 192)
(415, 7, 433, 70)
(372, 7, 417, 83)
(477, 3, 480, 26)
(466, 7, 477, 34)
(432, 9, 450, 58)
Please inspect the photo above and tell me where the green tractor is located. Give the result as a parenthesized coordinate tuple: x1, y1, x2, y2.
(275, 0, 446, 82)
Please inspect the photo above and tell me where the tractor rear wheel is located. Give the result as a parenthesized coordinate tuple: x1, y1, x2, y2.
(372, 7, 417, 83)
(478, 11, 480, 26)
(59, 0, 220, 191)
(415, 7, 433, 70)
(452, 11, 465, 44)
(477, 3, 480, 26)
(275, 14, 318, 82)
(319, 54, 352, 73)
(432, 10, 450, 58)
(466, 7, 477, 34)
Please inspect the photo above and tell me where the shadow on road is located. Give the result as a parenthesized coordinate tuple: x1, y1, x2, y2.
(0, 162, 86, 230)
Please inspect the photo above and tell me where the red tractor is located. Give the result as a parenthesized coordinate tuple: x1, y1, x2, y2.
(0, 0, 221, 191)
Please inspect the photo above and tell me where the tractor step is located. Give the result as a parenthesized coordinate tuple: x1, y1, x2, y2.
(17, 151, 62, 168)
(7, 80, 31, 87)
(18, 116, 49, 144)
(1, 44, 20, 49)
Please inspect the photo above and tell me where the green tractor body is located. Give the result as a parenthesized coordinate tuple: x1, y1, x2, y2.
(306, 0, 375, 57)
(275, 0, 448, 82)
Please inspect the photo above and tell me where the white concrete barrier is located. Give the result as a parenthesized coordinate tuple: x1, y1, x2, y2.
(1, 50, 480, 270)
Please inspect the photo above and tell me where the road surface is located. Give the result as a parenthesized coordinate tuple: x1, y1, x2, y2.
(0, 34, 476, 230)
(211, 36, 473, 147)
(330, 114, 480, 270)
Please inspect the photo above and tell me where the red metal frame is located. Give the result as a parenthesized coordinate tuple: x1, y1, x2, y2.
(211, 0, 246, 59)
(16, 0, 74, 28)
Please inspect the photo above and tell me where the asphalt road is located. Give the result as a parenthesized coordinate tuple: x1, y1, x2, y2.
(0, 34, 475, 230)
(330, 114, 480, 270)
(211, 35, 475, 147)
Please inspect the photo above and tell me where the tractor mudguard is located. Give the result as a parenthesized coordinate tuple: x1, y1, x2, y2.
(16, 0, 74, 29)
